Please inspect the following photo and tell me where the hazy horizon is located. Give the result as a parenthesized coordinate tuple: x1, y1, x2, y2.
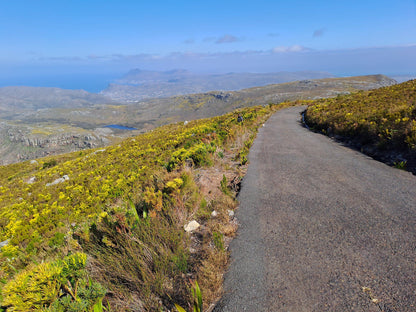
(0, 69, 415, 94)
(0, 1, 415, 92)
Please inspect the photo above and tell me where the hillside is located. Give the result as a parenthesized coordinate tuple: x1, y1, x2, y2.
(0, 75, 396, 166)
(101, 69, 335, 102)
(125, 74, 395, 122)
(304, 79, 416, 173)
(0, 86, 114, 115)
(0, 104, 288, 311)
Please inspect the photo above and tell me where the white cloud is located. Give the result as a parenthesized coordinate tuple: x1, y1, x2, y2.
(215, 34, 241, 44)
(272, 45, 308, 53)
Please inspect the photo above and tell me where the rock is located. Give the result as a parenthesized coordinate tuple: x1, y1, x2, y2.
(211, 210, 218, 218)
(327, 127, 333, 136)
(26, 176, 36, 184)
(184, 121, 189, 125)
(184, 220, 200, 232)
(93, 149, 106, 154)
(185, 159, 194, 168)
(228, 210, 235, 218)
(30, 160, 38, 165)
(0, 239, 9, 249)
(46, 175, 70, 187)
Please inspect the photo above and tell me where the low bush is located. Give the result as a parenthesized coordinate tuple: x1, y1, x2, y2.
(304, 80, 416, 151)
(1, 252, 105, 311)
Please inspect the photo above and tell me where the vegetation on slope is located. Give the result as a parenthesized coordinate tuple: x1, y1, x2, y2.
(304, 79, 416, 173)
(1, 74, 395, 166)
(0, 103, 290, 311)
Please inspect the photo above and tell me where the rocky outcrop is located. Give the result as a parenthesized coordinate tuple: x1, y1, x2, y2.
(0, 125, 115, 165)
(7, 129, 104, 149)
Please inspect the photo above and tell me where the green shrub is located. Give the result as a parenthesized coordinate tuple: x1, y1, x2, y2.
(220, 175, 230, 196)
(394, 160, 407, 170)
(48, 232, 66, 248)
(42, 159, 57, 169)
(1, 252, 105, 311)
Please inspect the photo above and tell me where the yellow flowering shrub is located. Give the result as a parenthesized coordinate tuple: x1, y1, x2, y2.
(305, 79, 416, 153)
(1, 252, 104, 311)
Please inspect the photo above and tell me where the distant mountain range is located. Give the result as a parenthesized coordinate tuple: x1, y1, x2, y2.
(0, 74, 396, 165)
(100, 69, 336, 101)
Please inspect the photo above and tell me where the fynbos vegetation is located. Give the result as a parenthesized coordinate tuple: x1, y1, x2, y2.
(0, 104, 289, 311)
(304, 79, 416, 173)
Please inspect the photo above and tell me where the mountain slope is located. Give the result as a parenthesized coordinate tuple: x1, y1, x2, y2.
(304, 79, 416, 173)
(0, 104, 285, 311)
(122, 74, 396, 125)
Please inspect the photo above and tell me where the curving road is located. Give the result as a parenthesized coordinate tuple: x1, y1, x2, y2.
(214, 106, 416, 312)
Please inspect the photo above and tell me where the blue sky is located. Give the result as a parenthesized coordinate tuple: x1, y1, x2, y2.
(0, 0, 415, 90)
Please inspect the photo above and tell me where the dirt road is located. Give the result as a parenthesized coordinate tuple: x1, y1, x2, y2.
(213, 106, 416, 311)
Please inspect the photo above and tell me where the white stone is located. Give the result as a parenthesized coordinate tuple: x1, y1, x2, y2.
(46, 175, 70, 187)
(184, 220, 200, 232)
(211, 210, 218, 218)
(93, 149, 106, 154)
(30, 160, 38, 165)
(27, 176, 37, 184)
(0, 239, 9, 249)
(228, 210, 235, 217)
(184, 121, 189, 125)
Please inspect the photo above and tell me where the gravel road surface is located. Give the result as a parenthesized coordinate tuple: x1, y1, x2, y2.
(213, 106, 416, 311)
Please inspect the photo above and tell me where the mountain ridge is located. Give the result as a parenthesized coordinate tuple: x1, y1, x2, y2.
(101, 69, 336, 101)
